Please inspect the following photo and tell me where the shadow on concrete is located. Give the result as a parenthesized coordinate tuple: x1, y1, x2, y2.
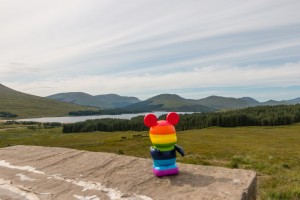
(162, 171, 232, 188)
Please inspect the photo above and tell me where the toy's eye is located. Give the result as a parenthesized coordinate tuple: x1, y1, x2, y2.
(144, 114, 158, 127)
(166, 112, 179, 125)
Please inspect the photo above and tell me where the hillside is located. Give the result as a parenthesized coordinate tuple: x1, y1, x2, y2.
(123, 94, 300, 112)
(47, 92, 140, 109)
(260, 100, 289, 106)
(47, 92, 104, 108)
(196, 96, 300, 109)
(287, 97, 300, 104)
(0, 84, 93, 118)
(95, 94, 141, 108)
(197, 96, 250, 109)
(238, 97, 260, 106)
(124, 94, 215, 112)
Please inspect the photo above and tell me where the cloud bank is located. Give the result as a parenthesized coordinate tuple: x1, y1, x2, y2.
(1, 0, 300, 101)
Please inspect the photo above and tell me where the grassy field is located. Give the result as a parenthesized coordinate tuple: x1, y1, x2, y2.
(0, 123, 299, 199)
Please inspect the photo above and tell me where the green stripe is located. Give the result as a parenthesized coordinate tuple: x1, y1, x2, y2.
(153, 142, 176, 147)
(153, 145, 175, 152)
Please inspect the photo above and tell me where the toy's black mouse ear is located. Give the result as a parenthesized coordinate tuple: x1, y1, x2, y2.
(144, 114, 158, 127)
(166, 112, 179, 125)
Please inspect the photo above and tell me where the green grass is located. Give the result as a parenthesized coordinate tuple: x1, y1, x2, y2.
(0, 123, 300, 199)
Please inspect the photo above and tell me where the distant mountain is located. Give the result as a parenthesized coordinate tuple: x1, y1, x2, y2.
(123, 94, 215, 112)
(47, 92, 99, 106)
(197, 96, 251, 109)
(2, 83, 299, 117)
(259, 98, 300, 106)
(47, 92, 141, 109)
(238, 97, 260, 106)
(197, 96, 300, 109)
(260, 100, 289, 106)
(0, 84, 93, 118)
(95, 94, 141, 108)
(286, 97, 300, 104)
(47, 90, 300, 112)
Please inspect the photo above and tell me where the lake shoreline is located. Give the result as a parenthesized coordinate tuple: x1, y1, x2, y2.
(14, 112, 195, 123)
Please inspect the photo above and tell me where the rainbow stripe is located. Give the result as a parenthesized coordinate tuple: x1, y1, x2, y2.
(149, 120, 179, 176)
(153, 167, 179, 177)
(153, 158, 176, 166)
(149, 121, 177, 146)
(149, 134, 177, 145)
(150, 122, 176, 135)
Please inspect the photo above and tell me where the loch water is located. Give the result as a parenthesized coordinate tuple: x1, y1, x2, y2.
(17, 112, 194, 123)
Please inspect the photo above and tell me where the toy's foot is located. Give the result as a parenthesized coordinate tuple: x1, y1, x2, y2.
(153, 167, 179, 177)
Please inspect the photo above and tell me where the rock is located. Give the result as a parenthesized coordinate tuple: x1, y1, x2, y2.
(0, 145, 256, 200)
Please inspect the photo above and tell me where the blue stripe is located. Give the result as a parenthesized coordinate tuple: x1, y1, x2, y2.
(153, 158, 176, 166)
(153, 163, 177, 171)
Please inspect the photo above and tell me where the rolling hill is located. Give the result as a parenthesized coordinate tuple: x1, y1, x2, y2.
(123, 94, 216, 112)
(196, 95, 299, 109)
(260, 100, 289, 106)
(47, 93, 140, 109)
(5, 82, 299, 117)
(122, 94, 300, 113)
(47, 89, 300, 112)
(238, 97, 260, 106)
(287, 97, 300, 104)
(0, 84, 94, 118)
(196, 96, 250, 109)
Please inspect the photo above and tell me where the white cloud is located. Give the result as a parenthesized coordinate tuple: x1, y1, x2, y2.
(1, 0, 300, 100)
(5, 61, 300, 100)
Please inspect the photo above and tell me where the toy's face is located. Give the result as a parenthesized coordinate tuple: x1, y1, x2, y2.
(144, 112, 179, 146)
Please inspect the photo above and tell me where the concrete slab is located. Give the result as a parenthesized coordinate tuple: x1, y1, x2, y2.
(0, 145, 256, 200)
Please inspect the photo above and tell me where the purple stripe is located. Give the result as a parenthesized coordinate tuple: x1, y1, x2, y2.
(152, 167, 179, 177)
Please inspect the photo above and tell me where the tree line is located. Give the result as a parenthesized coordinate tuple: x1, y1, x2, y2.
(5, 121, 62, 129)
(63, 104, 300, 133)
(63, 116, 146, 133)
(0, 111, 17, 118)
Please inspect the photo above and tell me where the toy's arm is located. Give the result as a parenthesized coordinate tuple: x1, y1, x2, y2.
(150, 146, 160, 153)
(175, 144, 185, 156)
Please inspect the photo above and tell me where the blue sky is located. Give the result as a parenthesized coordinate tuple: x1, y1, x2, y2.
(1, 0, 300, 101)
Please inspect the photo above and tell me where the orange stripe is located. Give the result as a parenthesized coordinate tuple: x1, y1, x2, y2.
(149, 133, 177, 144)
(150, 125, 176, 135)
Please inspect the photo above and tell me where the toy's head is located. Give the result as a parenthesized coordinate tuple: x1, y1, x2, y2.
(144, 112, 179, 148)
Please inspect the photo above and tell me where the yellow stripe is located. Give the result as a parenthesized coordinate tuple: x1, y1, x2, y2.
(150, 133, 177, 144)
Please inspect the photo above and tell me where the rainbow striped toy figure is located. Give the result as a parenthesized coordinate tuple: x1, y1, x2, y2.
(144, 112, 185, 177)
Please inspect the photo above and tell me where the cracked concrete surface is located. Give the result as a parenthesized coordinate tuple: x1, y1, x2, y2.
(0, 145, 256, 200)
